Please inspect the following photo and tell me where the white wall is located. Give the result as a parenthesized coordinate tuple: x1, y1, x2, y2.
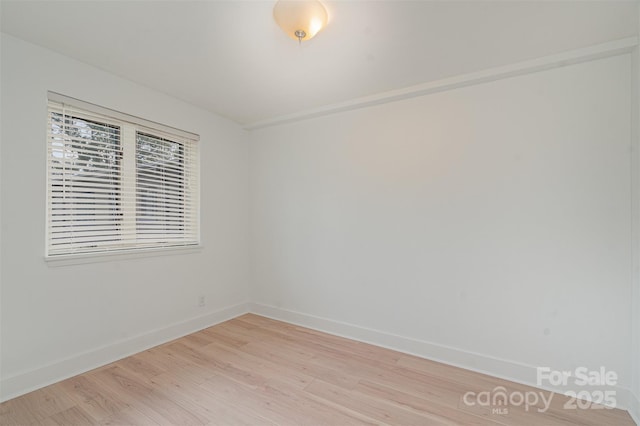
(250, 54, 633, 400)
(0, 34, 250, 400)
(632, 8, 640, 422)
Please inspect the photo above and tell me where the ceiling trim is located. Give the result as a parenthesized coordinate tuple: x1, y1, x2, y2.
(244, 36, 638, 131)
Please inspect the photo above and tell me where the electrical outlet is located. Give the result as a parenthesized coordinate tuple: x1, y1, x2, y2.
(198, 295, 206, 307)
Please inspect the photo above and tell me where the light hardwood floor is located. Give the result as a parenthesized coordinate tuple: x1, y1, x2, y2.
(0, 314, 635, 425)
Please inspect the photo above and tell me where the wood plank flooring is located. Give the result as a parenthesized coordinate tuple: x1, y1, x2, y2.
(0, 314, 635, 425)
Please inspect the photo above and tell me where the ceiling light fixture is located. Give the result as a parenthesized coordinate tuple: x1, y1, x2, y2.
(273, 0, 328, 43)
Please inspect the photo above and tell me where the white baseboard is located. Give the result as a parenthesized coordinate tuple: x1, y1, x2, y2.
(249, 303, 632, 412)
(0, 302, 250, 403)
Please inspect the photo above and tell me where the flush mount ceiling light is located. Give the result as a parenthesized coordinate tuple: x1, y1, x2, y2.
(273, 0, 328, 43)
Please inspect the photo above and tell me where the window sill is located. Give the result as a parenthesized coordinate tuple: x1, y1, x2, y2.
(45, 245, 203, 267)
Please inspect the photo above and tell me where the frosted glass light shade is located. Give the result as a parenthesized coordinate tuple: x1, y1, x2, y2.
(273, 0, 328, 41)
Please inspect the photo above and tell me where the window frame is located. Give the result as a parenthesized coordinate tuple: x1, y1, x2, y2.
(45, 92, 201, 264)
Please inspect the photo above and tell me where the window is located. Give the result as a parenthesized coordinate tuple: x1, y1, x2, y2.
(46, 92, 200, 257)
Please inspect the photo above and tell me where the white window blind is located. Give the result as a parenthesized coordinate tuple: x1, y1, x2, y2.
(46, 94, 200, 257)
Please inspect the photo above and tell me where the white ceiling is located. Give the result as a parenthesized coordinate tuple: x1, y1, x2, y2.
(1, 0, 637, 127)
